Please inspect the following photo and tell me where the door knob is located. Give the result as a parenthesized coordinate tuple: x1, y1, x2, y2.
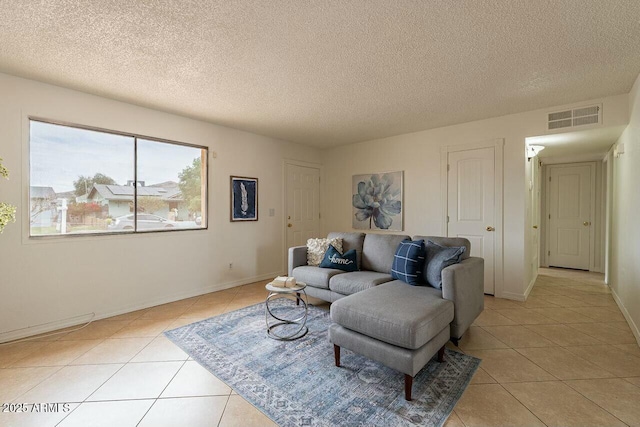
(486, 226, 495, 232)
(533, 225, 538, 229)
(583, 221, 591, 226)
(287, 223, 292, 228)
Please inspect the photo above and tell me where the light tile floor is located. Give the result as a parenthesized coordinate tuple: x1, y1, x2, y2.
(449, 267, 640, 427)
(0, 268, 637, 426)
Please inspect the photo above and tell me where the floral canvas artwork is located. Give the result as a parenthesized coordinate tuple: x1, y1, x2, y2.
(352, 171, 403, 231)
(231, 176, 258, 221)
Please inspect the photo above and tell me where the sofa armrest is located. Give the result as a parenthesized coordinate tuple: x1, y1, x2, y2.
(441, 257, 484, 339)
(288, 246, 308, 275)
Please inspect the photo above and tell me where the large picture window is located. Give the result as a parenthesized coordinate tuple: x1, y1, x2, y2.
(29, 119, 207, 237)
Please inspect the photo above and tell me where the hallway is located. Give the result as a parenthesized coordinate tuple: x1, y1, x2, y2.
(448, 268, 640, 426)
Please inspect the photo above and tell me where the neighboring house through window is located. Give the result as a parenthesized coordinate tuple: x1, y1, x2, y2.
(29, 119, 208, 236)
(29, 186, 57, 227)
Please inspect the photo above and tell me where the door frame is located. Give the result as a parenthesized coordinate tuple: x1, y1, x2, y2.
(282, 159, 323, 273)
(603, 148, 614, 284)
(440, 138, 504, 297)
(530, 157, 542, 288)
(543, 162, 597, 271)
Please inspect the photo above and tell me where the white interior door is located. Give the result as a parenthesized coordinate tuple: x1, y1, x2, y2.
(548, 163, 593, 270)
(447, 147, 496, 294)
(286, 164, 321, 249)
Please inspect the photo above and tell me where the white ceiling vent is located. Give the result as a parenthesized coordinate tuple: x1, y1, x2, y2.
(547, 104, 601, 131)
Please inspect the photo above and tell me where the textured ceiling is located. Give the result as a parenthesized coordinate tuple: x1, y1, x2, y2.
(1, 1, 639, 147)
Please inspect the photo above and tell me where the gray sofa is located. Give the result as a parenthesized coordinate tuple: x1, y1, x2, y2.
(288, 231, 484, 343)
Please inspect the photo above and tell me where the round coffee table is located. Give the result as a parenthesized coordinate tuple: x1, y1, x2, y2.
(265, 282, 308, 341)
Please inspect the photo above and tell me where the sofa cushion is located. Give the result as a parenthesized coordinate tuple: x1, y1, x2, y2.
(292, 266, 345, 290)
(320, 245, 358, 272)
(391, 239, 425, 285)
(306, 237, 343, 266)
(328, 232, 365, 269)
(330, 281, 453, 350)
(413, 235, 471, 260)
(361, 233, 410, 273)
(424, 240, 466, 289)
(329, 271, 393, 295)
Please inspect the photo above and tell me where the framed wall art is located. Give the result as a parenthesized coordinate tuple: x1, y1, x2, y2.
(352, 171, 403, 231)
(230, 176, 258, 221)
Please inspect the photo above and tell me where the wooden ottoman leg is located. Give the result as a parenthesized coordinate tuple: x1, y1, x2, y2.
(296, 292, 300, 305)
(334, 344, 341, 367)
(438, 345, 445, 363)
(404, 374, 413, 401)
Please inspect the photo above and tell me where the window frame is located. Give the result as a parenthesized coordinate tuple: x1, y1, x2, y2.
(28, 117, 209, 239)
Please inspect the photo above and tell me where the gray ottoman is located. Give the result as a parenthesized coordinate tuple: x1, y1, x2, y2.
(329, 281, 454, 400)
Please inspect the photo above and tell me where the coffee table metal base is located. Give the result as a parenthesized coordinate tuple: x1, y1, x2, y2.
(265, 289, 308, 341)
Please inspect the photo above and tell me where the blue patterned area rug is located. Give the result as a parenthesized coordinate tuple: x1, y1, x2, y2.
(165, 300, 480, 427)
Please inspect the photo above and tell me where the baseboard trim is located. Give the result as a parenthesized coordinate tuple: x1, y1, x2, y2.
(0, 312, 96, 345)
(0, 271, 282, 344)
(96, 271, 282, 322)
(524, 272, 538, 299)
(610, 288, 640, 346)
(500, 291, 526, 302)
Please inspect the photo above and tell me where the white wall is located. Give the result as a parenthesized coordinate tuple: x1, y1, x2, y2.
(0, 73, 321, 341)
(610, 72, 640, 343)
(321, 94, 628, 300)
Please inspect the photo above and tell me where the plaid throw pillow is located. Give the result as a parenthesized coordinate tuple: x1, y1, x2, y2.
(391, 239, 425, 285)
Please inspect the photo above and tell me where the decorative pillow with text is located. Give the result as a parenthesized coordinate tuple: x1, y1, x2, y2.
(319, 245, 358, 272)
